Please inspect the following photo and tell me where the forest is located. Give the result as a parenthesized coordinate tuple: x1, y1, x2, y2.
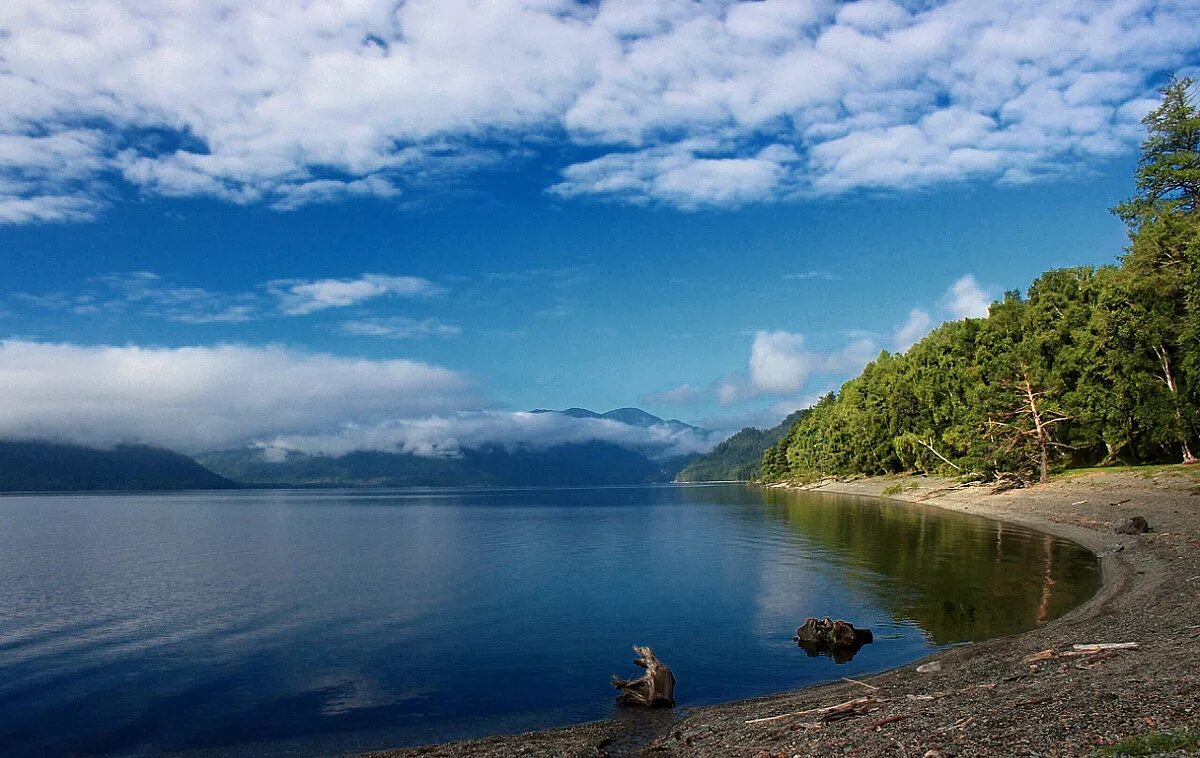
(762, 78, 1200, 484)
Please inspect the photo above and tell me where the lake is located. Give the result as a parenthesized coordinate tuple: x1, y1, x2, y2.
(0, 484, 1099, 756)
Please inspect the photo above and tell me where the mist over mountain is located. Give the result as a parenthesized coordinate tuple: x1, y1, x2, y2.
(197, 440, 682, 488)
(202, 407, 711, 487)
(0, 407, 715, 491)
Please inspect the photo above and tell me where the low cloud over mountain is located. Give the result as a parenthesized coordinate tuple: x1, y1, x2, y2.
(0, 340, 718, 460)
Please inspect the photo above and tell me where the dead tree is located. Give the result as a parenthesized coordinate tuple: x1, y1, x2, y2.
(985, 368, 1071, 483)
(612, 646, 675, 707)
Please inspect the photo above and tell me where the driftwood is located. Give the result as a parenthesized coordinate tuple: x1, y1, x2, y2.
(746, 696, 881, 725)
(1071, 642, 1139, 652)
(612, 646, 675, 707)
(864, 714, 911, 731)
(794, 617, 874, 663)
(1023, 643, 1139, 667)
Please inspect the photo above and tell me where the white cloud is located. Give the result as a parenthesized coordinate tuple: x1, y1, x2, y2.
(717, 272, 996, 407)
(893, 307, 933, 352)
(13, 271, 262, 323)
(944, 274, 993, 319)
(341, 316, 461, 339)
(716, 377, 748, 406)
(259, 411, 721, 460)
(750, 330, 813, 394)
(270, 274, 442, 315)
(710, 330, 879, 404)
(550, 142, 798, 208)
(747, 330, 877, 396)
(0, 340, 474, 452)
(783, 270, 837, 282)
(12, 270, 447, 323)
(0, 340, 723, 460)
(644, 383, 707, 406)
(2, 0, 1198, 218)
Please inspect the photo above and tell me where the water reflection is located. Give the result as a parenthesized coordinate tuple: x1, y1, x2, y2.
(690, 486, 1101, 644)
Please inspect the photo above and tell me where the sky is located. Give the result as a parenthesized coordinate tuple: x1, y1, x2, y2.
(2, 0, 1199, 456)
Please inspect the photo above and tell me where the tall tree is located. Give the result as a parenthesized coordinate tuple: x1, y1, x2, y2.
(1111, 77, 1200, 463)
(1113, 77, 1200, 230)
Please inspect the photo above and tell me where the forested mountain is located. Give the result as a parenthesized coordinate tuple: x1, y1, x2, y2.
(0, 440, 236, 492)
(763, 79, 1200, 485)
(676, 409, 809, 482)
(198, 441, 678, 487)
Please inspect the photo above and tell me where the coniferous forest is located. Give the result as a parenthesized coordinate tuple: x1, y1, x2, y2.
(763, 79, 1200, 484)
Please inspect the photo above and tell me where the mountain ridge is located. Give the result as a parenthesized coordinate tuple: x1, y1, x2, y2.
(0, 440, 237, 492)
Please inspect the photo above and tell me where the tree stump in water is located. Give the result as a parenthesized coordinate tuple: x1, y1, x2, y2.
(794, 617, 874, 663)
(613, 646, 676, 707)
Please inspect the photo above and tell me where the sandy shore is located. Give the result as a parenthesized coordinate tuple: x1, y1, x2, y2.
(365, 470, 1200, 757)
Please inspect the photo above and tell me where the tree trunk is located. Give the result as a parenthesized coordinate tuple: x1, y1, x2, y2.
(1151, 343, 1198, 464)
(1099, 439, 1128, 467)
(1022, 373, 1050, 483)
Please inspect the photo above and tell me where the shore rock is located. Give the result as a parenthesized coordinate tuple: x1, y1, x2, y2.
(1114, 516, 1150, 534)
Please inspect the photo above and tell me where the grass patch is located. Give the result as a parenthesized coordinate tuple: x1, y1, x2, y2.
(1096, 729, 1200, 756)
(1062, 463, 1200, 481)
(882, 480, 920, 496)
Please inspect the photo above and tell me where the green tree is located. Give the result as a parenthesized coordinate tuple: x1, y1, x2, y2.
(1113, 77, 1200, 230)
(1111, 77, 1200, 463)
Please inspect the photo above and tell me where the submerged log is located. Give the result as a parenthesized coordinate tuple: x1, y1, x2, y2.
(794, 617, 874, 663)
(613, 646, 676, 707)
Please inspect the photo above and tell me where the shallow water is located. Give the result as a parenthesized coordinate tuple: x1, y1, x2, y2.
(0, 484, 1099, 756)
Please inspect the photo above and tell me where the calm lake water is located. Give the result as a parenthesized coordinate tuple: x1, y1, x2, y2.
(0, 484, 1099, 756)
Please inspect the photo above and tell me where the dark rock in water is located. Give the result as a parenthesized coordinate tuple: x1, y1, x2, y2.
(794, 617, 874, 663)
(613, 646, 675, 707)
(1114, 516, 1149, 535)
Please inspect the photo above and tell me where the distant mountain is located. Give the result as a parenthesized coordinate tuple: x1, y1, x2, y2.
(198, 441, 680, 487)
(675, 409, 811, 482)
(532, 406, 699, 432)
(0, 440, 237, 492)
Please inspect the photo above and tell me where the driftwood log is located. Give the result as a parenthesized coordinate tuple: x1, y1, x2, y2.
(794, 617, 874, 663)
(612, 645, 675, 707)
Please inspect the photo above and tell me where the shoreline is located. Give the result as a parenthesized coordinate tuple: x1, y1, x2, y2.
(366, 471, 1200, 757)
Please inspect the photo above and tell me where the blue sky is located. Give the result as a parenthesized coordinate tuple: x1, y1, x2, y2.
(1, 0, 1197, 455)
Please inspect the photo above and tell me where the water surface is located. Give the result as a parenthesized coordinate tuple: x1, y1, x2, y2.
(0, 485, 1099, 756)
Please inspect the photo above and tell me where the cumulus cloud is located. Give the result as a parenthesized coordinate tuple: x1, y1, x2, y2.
(893, 307, 933, 352)
(551, 142, 799, 208)
(1, 0, 1198, 218)
(0, 340, 474, 452)
(750, 330, 813, 394)
(944, 274, 993, 319)
(271, 274, 442, 316)
(889, 275, 995, 351)
(259, 411, 721, 460)
(709, 273, 995, 407)
(710, 330, 879, 405)
(748, 330, 878, 396)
